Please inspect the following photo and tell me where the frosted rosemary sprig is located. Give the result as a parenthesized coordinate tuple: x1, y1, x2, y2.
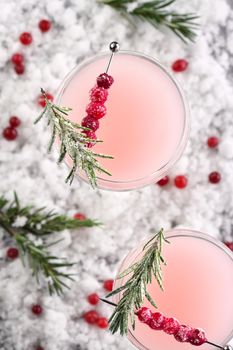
(35, 89, 113, 188)
(0, 192, 100, 295)
(106, 228, 169, 335)
(100, 0, 199, 43)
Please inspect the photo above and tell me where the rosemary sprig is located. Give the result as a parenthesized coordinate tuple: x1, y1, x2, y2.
(0, 192, 100, 295)
(100, 0, 199, 43)
(106, 228, 169, 335)
(35, 89, 113, 188)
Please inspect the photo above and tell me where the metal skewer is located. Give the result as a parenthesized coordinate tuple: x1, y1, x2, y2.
(105, 41, 120, 74)
(100, 298, 232, 350)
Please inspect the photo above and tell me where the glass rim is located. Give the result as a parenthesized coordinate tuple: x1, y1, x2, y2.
(55, 50, 190, 191)
(114, 228, 233, 350)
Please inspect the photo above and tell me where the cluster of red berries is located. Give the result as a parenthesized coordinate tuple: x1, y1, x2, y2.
(137, 307, 207, 346)
(81, 73, 114, 148)
(83, 279, 113, 329)
(2, 116, 21, 141)
(11, 19, 51, 75)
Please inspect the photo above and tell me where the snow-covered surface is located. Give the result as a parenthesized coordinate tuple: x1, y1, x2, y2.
(0, 0, 233, 349)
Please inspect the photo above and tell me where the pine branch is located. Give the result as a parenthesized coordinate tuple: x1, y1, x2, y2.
(99, 0, 199, 43)
(35, 89, 113, 188)
(0, 192, 101, 295)
(106, 229, 169, 335)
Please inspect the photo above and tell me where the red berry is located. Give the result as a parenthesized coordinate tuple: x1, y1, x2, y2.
(11, 53, 24, 65)
(97, 73, 114, 89)
(163, 317, 180, 335)
(189, 328, 207, 346)
(38, 93, 54, 108)
(39, 19, 51, 32)
(87, 293, 99, 305)
(174, 175, 188, 189)
(136, 307, 152, 324)
(174, 325, 191, 342)
(83, 310, 99, 324)
(103, 279, 114, 292)
(207, 136, 219, 148)
(19, 32, 33, 45)
(31, 304, 43, 316)
(149, 312, 166, 330)
(82, 115, 99, 132)
(2, 127, 18, 141)
(157, 176, 170, 187)
(82, 130, 97, 148)
(73, 213, 86, 220)
(14, 63, 25, 75)
(90, 86, 108, 103)
(225, 242, 233, 251)
(86, 102, 106, 120)
(6, 247, 19, 259)
(9, 116, 21, 128)
(35, 346, 44, 350)
(172, 59, 188, 72)
(97, 317, 108, 329)
(209, 171, 221, 184)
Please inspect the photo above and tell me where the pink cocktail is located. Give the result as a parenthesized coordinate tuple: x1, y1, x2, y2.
(113, 229, 233, 349)
(57, 51, 189, 191)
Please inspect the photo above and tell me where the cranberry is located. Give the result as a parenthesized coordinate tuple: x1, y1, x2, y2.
(73, 213, 86, 221)
(97, 317, 109, 329)
(136, 307, 152, 324)
(6, 247, 19, 259)
(9, 116, 21, 128)
(174, 175, 188, 189)
(35, 346, 44, 350)
(157, 176, 170, 187)
(31, 304, 43, 316)
(174, 325, 191, 342)
(172, 59, 188, 72)
(225, 242, 233, 251)
(103, 279, 114, 292)
(38, 93, 54, 108)
(82, 115, 99, 132)
(83, 310, 99, 324)
(11, 53, 24, 65)
(14, 63, 25, 75)
(97, 73, 114, 89)
(2, 127, 18, 141)
(86, 102, 106, 120)
(209, 171, 221, 184)
(87, 293, 99, 305)
(207, 136, 219, 148)
(90, 86, 108, 103)
(189, 328, 207, 346)
(82, 130, 97, 148)
(19, 32, 33, 45)
(163, 317, 180, 335)
(39, 19, 51, 32)
(149, 312, 166, 330)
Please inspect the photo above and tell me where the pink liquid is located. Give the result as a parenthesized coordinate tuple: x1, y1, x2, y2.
(115, 230, 233, 350)
(59, 52, 187, 189)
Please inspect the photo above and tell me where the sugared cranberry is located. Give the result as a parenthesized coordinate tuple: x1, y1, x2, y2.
(9, 116, 21, 128)
(225, 242, 233, 251)
(172, 59, 188, 72)
(38, 93, 54, 108)
(163, 317, 180, 335)
(31, 304, 43, 316)
(136, 307, 152, 324)
(6, 247, 19, 259)
(174, 325, 191, 342)
(11, 53, 24, 65)
(103, 279, 114, 292)
(209, 171, 221, 184)
(149, 312, 166, 330)
(97, 317, 109, 329)
(86, 102, 106, 120)
(90, 86, 108, 103)
(2, 127, 18, 141)
(19, 32, 33, 45)
(157, 176, 170, 187)
(174, 175, 188, 189)
(83, 310, 99, 324)
(39, 19, 51, 32)
(82, 130, 97, 148)
(97, 73, 114, 89)
(82, 115, 99, 132)
(14, 63, 25, 75)
(87, 293, 99, 305)
(207, 136, 219, 148)
(73, 213, 86, 221)
(189, 328, 207, 346)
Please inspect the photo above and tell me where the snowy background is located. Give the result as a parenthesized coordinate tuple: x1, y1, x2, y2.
(0, 0, 233, 349)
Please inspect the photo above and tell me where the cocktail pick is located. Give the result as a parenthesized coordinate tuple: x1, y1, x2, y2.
(106, 41, 120, 73)
(100, 298, 232, 350)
